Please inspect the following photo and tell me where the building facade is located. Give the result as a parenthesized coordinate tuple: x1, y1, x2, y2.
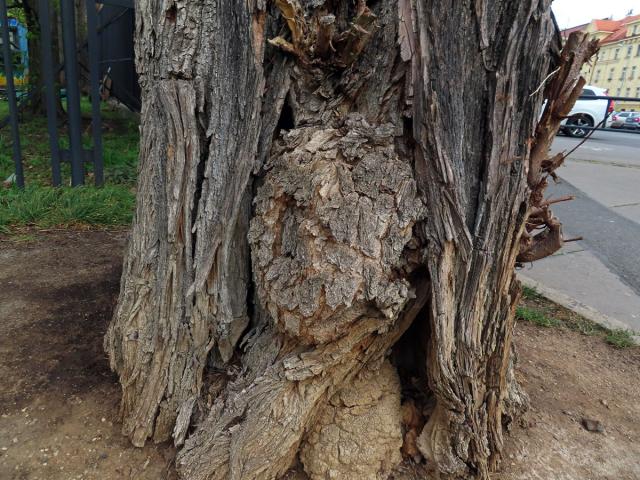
(563, 15, 640, 110)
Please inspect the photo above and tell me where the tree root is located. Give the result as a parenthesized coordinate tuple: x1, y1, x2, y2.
(177, 291, 429, 480)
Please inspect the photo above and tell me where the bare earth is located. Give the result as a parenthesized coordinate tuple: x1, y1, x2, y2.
(0, 231, 638, 480)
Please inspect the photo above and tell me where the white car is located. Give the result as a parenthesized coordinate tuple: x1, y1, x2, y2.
(560, 85, 613, 138)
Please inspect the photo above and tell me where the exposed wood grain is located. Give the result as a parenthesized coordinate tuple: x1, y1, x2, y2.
(408, 0, 561, 476)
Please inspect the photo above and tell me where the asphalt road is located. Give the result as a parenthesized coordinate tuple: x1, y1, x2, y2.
(547, 130, 640, 296)
(551, 129, 640, 166)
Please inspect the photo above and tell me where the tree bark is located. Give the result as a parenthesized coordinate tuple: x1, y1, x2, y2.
(105, 1, 592, 478)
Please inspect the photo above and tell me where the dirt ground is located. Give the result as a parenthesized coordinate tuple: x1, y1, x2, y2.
(1, 231, 639, 480)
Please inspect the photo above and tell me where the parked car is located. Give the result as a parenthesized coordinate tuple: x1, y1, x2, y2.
(610, 111, 639, 129)
(606, 111, 617, 128)
(622, 112, 640, 130)
(561, 85, 613, 138)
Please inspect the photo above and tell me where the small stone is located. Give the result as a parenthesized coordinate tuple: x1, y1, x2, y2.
(581, 418, 604, 433)
(600, 399, 609, 409)
(12, 438, 17, 444)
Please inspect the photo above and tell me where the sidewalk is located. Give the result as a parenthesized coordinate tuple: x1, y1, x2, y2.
(519, 242, 640, 332)
(527, 132, 640, 334)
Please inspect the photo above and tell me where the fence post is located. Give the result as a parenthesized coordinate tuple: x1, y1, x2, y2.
(0, 0, 24, 188)
(85, 0, 104, 186)
(39, 0, 62, 186)
(61, 0, 85, 186)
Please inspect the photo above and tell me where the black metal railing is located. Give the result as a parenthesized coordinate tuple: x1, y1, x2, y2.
(1, 0, 136, 187)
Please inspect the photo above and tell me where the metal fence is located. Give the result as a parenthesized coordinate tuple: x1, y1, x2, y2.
(2, 10, 638, 187)
(0, 0, 137, 188)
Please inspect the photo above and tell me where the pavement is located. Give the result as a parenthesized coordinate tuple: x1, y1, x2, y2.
(520, 129, 640, 332)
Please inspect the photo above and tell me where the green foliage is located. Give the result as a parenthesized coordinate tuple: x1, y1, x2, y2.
(0, 185, 134, 232)
(516, 306, 561, 328)
(517, 295, 637, 349)
(7, 7, 27, 24)
(561, 315, 603, 336)
(521, 285, 543, 300)
(0, 98, 139, 231)
(1, 99, 140, 186)
(605, 329, 636, 349)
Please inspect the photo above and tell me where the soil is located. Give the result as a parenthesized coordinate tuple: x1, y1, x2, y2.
(0, 230, 175, 480)
(1, 230, 638, 480)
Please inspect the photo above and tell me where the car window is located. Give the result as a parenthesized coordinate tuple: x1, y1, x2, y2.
(619, 112, 631, 117)
(581, 89, 596, 96)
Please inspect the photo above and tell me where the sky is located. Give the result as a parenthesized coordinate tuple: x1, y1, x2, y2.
(552, 0, 640, 29)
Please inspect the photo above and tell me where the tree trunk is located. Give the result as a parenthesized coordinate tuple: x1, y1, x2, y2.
(105, 1, 593, 478)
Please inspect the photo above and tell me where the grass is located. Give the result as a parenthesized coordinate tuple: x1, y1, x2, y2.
(0, 97, 139, 232)
(517, 286, 638, 349)
(516, 306, 562, 328)
(0, 185, 134, 233)
(605, 329, 637, 349)
(522, 285, 543, 301)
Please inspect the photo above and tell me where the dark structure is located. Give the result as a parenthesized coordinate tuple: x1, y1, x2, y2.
(98, 1, 140, 112)
(0, 0, 139, 187)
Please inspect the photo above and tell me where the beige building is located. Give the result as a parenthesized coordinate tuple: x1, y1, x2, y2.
(564, 15, 640, 110)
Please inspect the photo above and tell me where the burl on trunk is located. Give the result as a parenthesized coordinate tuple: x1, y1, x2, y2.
(104, 1, 597, 479)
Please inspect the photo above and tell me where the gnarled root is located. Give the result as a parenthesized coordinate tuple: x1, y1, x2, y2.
(300, 360, 403, 480)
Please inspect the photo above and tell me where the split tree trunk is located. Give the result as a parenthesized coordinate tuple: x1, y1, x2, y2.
(105, 1, 593, 479)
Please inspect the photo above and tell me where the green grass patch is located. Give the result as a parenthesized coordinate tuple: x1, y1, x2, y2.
(521, 285, 543, 300)
(0, 185, 135, 232)
(1, 97, 139, 232)
(518, 288, 638, 349)
(516, 306, 561, 328)
(0, 98, 139, 186)
(605, 329, 636, 349)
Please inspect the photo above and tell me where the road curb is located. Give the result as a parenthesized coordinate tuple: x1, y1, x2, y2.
(517, 273, 639, 343)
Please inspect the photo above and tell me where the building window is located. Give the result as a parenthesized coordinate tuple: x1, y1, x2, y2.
(595, 69, 601, 82)
(628, 45, 633, 58)
(637, 44, 640, 56)
(620, 67, 627, 80)
(627, 87, 631, 97)
(634, 25, 639, 35)
(616, 88, 622, 96)
(636, 87, 640, 97)
(632, 66, 637, 80)
(608, 68, 615, 81)
(615, 48, 620, 59)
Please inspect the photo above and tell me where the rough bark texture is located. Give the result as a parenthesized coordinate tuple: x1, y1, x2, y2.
(408, 2, 558, 476)
(105, 0, 264, 448)
(300, 359, 403, 480)
(104, 1, 590, 479)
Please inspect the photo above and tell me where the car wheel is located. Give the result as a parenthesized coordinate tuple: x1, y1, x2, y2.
(565, 114, 593, 138)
